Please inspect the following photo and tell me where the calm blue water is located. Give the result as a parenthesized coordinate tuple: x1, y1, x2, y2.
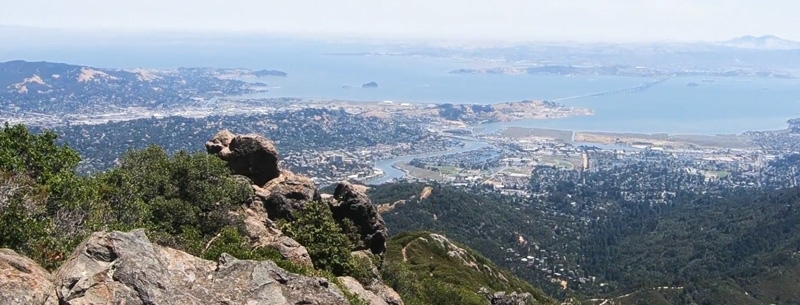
(7, 41, 799, 135)
(475, 77, 800, 135)
(251, 61, 800, 134)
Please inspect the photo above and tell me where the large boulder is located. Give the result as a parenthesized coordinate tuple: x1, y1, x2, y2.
(0, 249, 58, 305)
(53, 230, 348, 305)
(206, 130, 281, 186)
(255, 170, 321, 220)
(332, 182, 389, 254)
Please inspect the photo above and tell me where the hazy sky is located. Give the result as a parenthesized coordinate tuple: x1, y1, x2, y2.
(1, 0, 797, 42)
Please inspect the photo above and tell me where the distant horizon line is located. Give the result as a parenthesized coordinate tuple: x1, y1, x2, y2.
(1, 23, 797, 46)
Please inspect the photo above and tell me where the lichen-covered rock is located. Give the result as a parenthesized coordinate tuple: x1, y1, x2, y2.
(332, 182, 389, 254)
(0, 249, 58, 305)
(206, 131, 281, 186)
(53, 230, 348, 305)
(255, 170, 320, 220)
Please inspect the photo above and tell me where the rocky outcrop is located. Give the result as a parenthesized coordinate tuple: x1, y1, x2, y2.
(208, 131, 320, 264)
(332, 182, 389, 254)
(255, 170, 321, 220)
(366, 280, 405, 305)
(208, 131, 320, 221)
(338, 276, 388, 305)
(206, 130, 281, 186)
(53, 230, 348, 305)
(479, 288, 533, 305)
(237, 196, 314, 267)
(268, 235, 314, 267)
(0, 249, 58, 305)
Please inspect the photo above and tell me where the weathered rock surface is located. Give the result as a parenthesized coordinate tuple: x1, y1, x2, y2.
(255, 170, 321, 220)
(338, 276, 388, 305)
(208, 131, 319, 265)
(238, 201, 314, 267)
(206, 130, 281, 186)
(366, 280, 405, 305)
(332, 182, 389, 254)
(53, 230, 348, 305)
(0, 249, 58, 305)
(268, 235, 314, 267)
(481, 289, 533, 305)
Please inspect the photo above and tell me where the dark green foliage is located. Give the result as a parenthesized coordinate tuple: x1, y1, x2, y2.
(376, 180, 800, 305)
(99, 146, 252, 243)
(281, 200, 357, 276)
(0, 123, 80, 185)
(0, 125, 94, 269)
(0, 125, 255, 270)
(0, 174, 54, 265)
(365, 182, 426, 205)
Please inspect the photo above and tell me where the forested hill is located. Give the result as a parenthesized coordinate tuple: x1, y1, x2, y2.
(370, 182, 800, 304)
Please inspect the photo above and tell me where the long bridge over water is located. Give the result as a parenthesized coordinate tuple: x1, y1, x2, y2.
(551, 77, 672, 102)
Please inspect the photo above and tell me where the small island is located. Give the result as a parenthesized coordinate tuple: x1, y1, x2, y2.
(362, 81, 378, 88)
(251, 69, 287, 77)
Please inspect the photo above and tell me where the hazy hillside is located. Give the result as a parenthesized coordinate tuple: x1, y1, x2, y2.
(0, 60, 270, 114)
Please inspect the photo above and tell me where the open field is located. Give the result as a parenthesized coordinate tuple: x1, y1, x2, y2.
(575, 131, 757, 149)
(498, 126, 574, 142)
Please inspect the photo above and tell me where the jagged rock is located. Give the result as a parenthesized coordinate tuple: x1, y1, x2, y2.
(206, 131, 281, 186)
(268, 235, 314, 267)
(53, 230, 347, 305)
(0, 249, 58, 305)
(338, 276, 388, 305)
(239, 204, 314, 267)
(366, 280, 405, 305)
(479, 288, 533, 305)
(205, 129, 235, 156)
(332, 182, 389, 254)
(255, 170, 321, 220)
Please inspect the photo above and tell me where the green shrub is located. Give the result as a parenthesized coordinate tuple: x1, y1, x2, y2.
(0, 123, 80, 185)
(99, 145, 252, 248)
(281, 200, 356, 276)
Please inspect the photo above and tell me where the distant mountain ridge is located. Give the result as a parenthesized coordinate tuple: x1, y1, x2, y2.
(720, 35, 800, 50)
(0, 60, 279, 114)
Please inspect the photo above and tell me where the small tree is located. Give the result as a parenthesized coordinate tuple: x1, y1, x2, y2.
(282, 201, 355, 275)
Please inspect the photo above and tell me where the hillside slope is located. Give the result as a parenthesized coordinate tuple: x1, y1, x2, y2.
(371, 182, 800, 305)
(0, 60, 269, 113)
(382, 231, 557, 305)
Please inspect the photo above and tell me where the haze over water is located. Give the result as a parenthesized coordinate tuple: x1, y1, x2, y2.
(244, 53, 800, 135)
(7, 42, 799, 135)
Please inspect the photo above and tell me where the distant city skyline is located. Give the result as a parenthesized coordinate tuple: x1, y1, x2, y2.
(0, 0, 798, 43)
